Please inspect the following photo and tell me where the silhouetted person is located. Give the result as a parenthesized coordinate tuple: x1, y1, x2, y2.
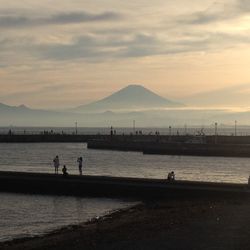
(167, 171, 175, 181)
(77, 157, 83, 175)
(53, 155, 60, 174)
(62, 165, 68, 177)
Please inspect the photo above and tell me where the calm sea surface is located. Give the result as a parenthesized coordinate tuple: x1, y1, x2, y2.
(1, 142, 250, 242)
(0, 143, 249, 183)
(0, 193, 135, 242)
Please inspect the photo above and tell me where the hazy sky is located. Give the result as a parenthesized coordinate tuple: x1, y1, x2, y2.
(1, 0, 250, 108)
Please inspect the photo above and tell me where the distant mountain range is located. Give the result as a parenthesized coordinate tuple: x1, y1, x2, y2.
(73, 84, 184, 112)
(0, 103, 30, 112)
(2, 84, 250, 126)
(0, 102, 73, 126)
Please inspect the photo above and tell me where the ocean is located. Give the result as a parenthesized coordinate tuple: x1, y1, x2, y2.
(1, 142, 250, 242)
(0, 193, 135, 242)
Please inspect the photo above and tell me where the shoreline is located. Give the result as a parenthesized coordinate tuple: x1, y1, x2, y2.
(0, 202, 142, 248)
(2, 196, 250, 250)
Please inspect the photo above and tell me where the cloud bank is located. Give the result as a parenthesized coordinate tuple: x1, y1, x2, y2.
(0, 11, 121, 28)
(1, 0, 250, 108)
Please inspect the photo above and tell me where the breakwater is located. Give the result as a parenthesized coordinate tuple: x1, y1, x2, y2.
(143, 143, 250, 157)
(0, 171, 249, 199)
(87, 135, 250, 157)
(2, 134, 250, 157)
(0, 134, 108, 143)
(2, 133, 250, 144)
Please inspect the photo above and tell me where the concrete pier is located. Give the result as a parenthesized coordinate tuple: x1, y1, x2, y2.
(0, 171, 249, 199)
(0, 134, 108, 143)
(87, 139, 250, 157)
(2, 134, 250, 144)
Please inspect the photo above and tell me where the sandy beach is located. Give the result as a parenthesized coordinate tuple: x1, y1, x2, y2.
(1, 195, 250, 250)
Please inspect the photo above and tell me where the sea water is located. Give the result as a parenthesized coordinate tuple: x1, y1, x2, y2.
(0, 192, 135, 242)
(0, 142, 249, 183)
(1, 142, 250, 242)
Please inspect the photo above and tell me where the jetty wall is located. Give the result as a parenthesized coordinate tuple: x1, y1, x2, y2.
(1, 134, 250, 144)
(143, 143, 250, 157)
(0, 134, 109, 143)
(87, 139, 250, 157)
(0, 171, 249, 199)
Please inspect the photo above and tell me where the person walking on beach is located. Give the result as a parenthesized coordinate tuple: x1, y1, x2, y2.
(53, 155, 60, 174)
(77, 157, 83, 175)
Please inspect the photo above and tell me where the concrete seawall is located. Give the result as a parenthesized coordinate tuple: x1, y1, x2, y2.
(87, 139, 250, 157)
(0, 171, 249, 199)
(0, 134, 110, 143)
(2, 134, 250, 144)
(143, 143, 250, 157)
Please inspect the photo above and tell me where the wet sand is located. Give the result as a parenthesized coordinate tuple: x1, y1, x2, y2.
(1, 196, 250, 250)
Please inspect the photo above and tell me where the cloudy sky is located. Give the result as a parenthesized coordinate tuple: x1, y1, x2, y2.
(1, 0, 250, 108)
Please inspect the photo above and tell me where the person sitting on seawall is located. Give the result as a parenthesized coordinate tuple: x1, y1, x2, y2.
(167, 171, 175, 181)
(62, 165, 69, 177)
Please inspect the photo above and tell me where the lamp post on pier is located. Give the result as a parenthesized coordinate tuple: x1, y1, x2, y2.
(75, 121, 78, 135)
(214, 122, 218, 144)
(184, 124, 187, 135)
(235, 120, 237, 136)
(169, 126, 172, 141)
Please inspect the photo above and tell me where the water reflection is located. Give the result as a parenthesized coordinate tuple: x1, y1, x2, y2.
(0, 192, 135, 242)
(0, 143, 249, 183)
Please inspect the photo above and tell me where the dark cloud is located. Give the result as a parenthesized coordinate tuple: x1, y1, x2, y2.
(33, 34, 163, 61)
(30, 31, 250, 62)
(236, 0, 250, 12)
(0, 11, 121, 28)
(178, 0, 250, 25)
(35, 35, 108, 61)
(45, 11, 121, 24)
(180, 11, 227, 25)
(116, 34, 164, 57)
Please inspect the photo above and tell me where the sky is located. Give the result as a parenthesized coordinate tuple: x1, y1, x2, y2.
(1, 0, 250, 108)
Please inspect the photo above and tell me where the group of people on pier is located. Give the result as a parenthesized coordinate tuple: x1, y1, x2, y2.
(53, 155, 83, 176)
(53, 154, 176, 181)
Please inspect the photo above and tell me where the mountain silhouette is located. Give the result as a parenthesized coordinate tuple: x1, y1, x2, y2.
(0, 103, 31, 112)
(2, 101, 250, 126)
(74, 84, 184, 112)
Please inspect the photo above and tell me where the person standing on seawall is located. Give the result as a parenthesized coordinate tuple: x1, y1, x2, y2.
(53, 155, 60, 174)
(77, 157, 83, 175)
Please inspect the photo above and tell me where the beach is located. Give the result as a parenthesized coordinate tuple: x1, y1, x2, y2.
(1, 195, 250, 250)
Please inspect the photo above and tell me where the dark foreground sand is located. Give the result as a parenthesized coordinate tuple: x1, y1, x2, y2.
(1, 196, 250, 250)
